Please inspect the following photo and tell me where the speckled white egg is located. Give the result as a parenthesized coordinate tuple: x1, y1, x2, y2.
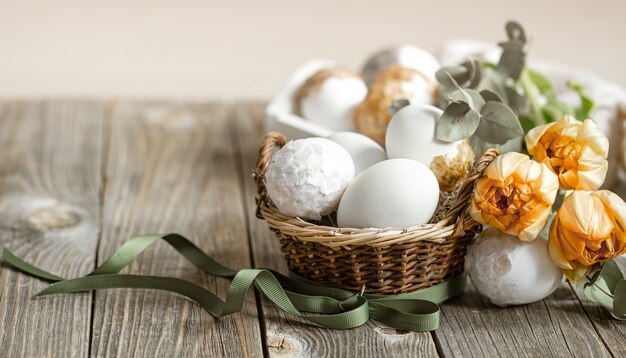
(296, 67, 367, 132)
(465, 228, 564, 306)
(337, 158, 439, 229)
(361, 45, 441, 84)
(354, 65, 437, 146)
(385, 104, 474, 191)
(327, 131, 387, 175)
(265, 138, 355, 220)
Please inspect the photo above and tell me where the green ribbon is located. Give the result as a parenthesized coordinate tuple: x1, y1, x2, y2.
(2, 233, 465, 332)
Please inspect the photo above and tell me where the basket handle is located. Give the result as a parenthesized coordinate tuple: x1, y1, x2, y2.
(446, 148, 499, 235)
(254, 132, 288, 218)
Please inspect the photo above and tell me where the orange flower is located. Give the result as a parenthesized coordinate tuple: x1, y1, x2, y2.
(525, 115, 609, 190)
(470, 152, 559, 241)
(548, 190, 626, 282)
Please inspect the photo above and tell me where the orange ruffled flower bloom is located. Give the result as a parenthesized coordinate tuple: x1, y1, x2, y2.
(548, 190, 626, 282)
(525, 115, 609, 190)
(470, 152, 559, 241)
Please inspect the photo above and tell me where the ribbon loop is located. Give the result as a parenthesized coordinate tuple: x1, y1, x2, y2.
(1, 233, 465, 332)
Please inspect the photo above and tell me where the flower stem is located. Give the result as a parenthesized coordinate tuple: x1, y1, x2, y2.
(520, 69, 547, 127)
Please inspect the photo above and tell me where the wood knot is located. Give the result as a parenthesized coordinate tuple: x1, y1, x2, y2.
(267, 336, 297, 355)
(27, 205, 81, 230)
(376, 327, 410, 335)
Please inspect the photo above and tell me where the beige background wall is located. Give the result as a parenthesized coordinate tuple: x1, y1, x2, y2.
(0, 0, 624, 99)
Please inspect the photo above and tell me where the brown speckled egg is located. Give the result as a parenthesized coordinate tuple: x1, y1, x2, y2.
(353, 64, 437, 145)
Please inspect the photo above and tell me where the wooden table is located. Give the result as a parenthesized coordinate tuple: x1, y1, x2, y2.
(0, 100, 624, 357)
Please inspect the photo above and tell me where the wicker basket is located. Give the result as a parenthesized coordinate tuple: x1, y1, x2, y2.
(255, 132, 499, 295)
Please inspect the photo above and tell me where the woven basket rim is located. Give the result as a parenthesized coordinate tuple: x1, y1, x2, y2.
(254, 131, 498, 248)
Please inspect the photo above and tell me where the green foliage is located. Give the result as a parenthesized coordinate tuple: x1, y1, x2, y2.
(582, 261, 626, 320)
(433, 20, 596, 152)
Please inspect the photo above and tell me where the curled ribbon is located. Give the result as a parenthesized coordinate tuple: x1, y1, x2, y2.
(2, 234, 465, 332)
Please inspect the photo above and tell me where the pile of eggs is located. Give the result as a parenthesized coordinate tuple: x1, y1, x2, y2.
(265, 102, 475, 230)
(295, 45, 440, 145)
(264, 45, 475, 230)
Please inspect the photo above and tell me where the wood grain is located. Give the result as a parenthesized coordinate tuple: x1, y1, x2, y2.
(90, 102, 263, 357)
(435, 280, 612, 357)
(231, 102, 439, 358)
(0, 101, 104, 357)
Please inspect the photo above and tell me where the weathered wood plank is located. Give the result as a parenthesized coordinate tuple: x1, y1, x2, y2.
(90, 102, 263, 357)
(435, 280, 612, 357)
(232, 102, 439, 357)
(0, 101, 104, 357)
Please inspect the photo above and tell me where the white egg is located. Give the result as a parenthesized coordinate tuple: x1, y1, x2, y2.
(327, 131, 387, 175)
(385, 104, 474, 191)
(465, 228, 564, 306)
(265, 138, 355, 220)
(337, 159, 439, 229)
(362, 45, 441, 84)
(297, 68, 367, 132)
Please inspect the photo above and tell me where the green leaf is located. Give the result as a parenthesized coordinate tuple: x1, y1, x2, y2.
(477, 69, 508, 103)
(389, 99, 411, 116)
(541, 105, 563, 123)
(469, 135, 523, 156)
(436, 66, 469, 88)
(448, 89, 486, 112)
(518, 115, 536, 133)
(480, 90, 503, 103)
(567, 81, 595, 120)
(614, 280, 626, 318)
(600, 260, 624, 294)
(583, 277, 615, 313)
(505, 20, 527, 44)
(437, 102, 480, 142)
(497, 41, 526, 80)
(526, 68, 554, 95)
(476, 101, 524, 144)
(466, 59, 482, 88)
(436, 60, 482, 90)
(505, 86, 529, 114)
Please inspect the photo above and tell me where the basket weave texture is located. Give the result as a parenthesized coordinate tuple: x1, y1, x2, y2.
(255, 132, 498, 295)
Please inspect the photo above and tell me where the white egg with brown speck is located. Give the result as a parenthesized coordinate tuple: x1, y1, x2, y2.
(362, 45, 441, 84)
(385, 104, 474, 191)
(296, 67, 367, 132)
(354, 64, 437, 145)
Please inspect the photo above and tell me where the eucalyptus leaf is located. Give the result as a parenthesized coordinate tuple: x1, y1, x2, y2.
(466, 59, 482, 88)
(600, 260, 624, 294)
(476, 101, 524, 144)
(497, 41, 526, 80)
(505, 20, 527, 44)
(613, 280, 626, 318)
(470, 134, 523, 156)
(480, 90, 503, 103)
(389, 99, 411, 116)
(477, 69, 509, 103)
(436, 66, 469, 88)
(583, 277, 615, 313)
(448, 88, 486, 112)
(505, 86, 529, 114)
(437, 102, 480, 142)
